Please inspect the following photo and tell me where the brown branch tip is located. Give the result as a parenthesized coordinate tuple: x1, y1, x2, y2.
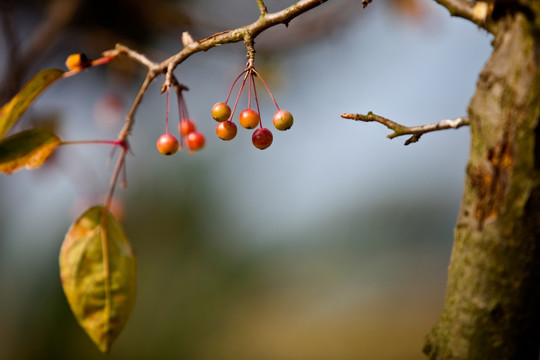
(341, 112, 470, 145)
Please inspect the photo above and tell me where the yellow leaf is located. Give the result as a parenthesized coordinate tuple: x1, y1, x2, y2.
(0, 128, 60, 174)
(0, 68, 64, 139)
(59, 206, 137, 353)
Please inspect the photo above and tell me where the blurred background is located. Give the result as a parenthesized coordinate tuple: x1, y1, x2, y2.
(0, 0, 492, 359)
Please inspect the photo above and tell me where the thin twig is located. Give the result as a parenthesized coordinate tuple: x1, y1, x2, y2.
(256, 0, 268, 16)
(118, 73, 154, 140)
(104, 142, 128, 210)
(108, 45, 157, 70)
(341, 111, 470, 145)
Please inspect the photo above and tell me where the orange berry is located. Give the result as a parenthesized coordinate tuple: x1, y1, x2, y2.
(186, 131, 205, 152)
(239, 109, 260, 129)
(211, 102, 231, 122)
(216, 121, 237, 141)
(65, 53, 92, 71)
(156, 133, 179, 155)
(179, 119, 196, 136)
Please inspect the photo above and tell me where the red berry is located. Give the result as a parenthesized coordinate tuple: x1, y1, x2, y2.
(212, 102, 231, 122)
(156, 133, 179, 155)
(272, 109, 294, 131)
(252, 128, 273, 150)
(216, 121, 237, 141)
(239, 109, 260, 129)
(186, 131, 205, 152)
(179, 118, 196, 136)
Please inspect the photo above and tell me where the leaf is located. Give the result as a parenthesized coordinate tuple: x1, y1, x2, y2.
(59, 206, 137, 353)
(0, 68, 64, 138)
(0, 128, 61, 174)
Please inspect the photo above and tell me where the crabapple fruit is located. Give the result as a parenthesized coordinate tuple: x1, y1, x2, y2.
(179, 119, 196, 136)
(156, 133, 179, 155)
(212, 102, 232, 122)
(272, 109, 294, 131)
(252, 128, 273, 150)
(186, 131, 205, 152)
(239, 109, 260, 129)
(216, 121, 238, 141)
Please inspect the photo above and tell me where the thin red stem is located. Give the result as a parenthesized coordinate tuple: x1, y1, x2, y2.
(229, 71, 250, 122)
(165, 86, 170, 134)
(176, 90, 188, 149)
(251, 71, 262, 128)
(91, 56, 114, 67)
(225, 68, 249, 104)
(176, 88, 190, 120)
(178, 95, 184, 119)
(59, 139, 122, 146)
(248, 71, 253, 109)
(181, 96, 189, 119)
(252, 68, 279, 110)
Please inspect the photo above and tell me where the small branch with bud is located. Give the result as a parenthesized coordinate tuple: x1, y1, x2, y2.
(341, 111, 470, 145)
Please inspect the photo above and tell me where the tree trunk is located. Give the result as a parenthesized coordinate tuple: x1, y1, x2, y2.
(424, 4, 540, 360)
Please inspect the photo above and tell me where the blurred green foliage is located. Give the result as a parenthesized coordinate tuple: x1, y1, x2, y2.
(1, 159, 456, 359)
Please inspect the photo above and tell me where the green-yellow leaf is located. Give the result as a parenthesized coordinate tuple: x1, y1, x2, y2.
(0, 128, 60, 174)
(59, 206, 137, 353)
(0, 68, 64, 138)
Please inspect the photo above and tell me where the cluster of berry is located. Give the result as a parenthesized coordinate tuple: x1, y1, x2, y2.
(156, 86, 205, 155)
(66, 51, 294, 157)
(66, 55, 294, 155)
(211, 63, 293, 150)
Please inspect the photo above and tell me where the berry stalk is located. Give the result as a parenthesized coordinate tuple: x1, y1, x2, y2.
(59, 139, 124, 146)
(165, 86, 171, 134)
(252, 68, 280, 110)
(250, 71, 263, 128)
(228, 71, 250, 122)
(225, 68, 250, 104)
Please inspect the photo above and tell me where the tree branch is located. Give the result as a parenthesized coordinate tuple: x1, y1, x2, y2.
(432, 0, 496, 33)
(107, 0, 333, 76)
(96, 0, 336, 201)
(341, 111, 470, 145)
(103, 0, 333, 140)
(161, 0, 331, 71)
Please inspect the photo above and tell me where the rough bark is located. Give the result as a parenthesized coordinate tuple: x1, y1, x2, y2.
(424, 4, 540, 360)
